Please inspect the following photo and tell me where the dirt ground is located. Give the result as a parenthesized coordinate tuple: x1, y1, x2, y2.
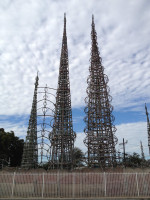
(0, 166, 150, 174)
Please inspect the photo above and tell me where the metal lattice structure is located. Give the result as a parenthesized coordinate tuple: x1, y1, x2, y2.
(37, 85, 56, 165)
(84, 16, 117, 168)
(145, 103, 150, 155)
(21, 74, 39, 168)
(49, 14, 76, 169)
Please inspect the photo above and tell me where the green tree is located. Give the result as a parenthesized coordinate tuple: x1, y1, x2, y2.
(73, 147, 84, 167)
(126, 152, 143, 167)
(0, 128, 24, 168)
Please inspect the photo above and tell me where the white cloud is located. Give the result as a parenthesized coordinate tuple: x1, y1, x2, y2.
(0, 120, 27, 138)
(75, 132, 86, 153)
(116, 122, 150, 159)
(0, 0, 150, 115)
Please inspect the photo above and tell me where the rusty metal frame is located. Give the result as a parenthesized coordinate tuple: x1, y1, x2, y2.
(49, 14, 76, 170)
(21, 74, 39, 168)
(84, 15, 117, 168)
(37, 85, 56, 165)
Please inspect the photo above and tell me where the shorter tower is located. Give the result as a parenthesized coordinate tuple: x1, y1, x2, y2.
(84, 16, 117, 168)
(50, 14, 76, 169)
(21, 74, 39, 168)
(145, 103, 150, 155)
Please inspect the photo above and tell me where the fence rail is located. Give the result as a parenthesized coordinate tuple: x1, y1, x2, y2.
(0, 173, 150, 198)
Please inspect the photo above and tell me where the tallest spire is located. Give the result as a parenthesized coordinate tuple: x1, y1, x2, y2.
(50, 14, 76, 169)
(59, 13, 68, 70)
(64, 13, 66, 31)
(62, 13, 67, 43)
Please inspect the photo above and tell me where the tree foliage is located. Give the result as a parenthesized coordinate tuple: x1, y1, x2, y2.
(118, 152, 150, 168)
(73, 147, 84, 167)
(0, 128, 24, 167)
(125, 152, 143, 167)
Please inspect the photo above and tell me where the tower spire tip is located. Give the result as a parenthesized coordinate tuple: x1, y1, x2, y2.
(64, 13, 66, 29)
(64, 13, 66, 22)
(92, 14, 94, 22)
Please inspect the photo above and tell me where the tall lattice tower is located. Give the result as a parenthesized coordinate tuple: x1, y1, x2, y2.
(50, 14, 76, 169)
(84, 16, 117, 168)
(21, 74, 38, 168)
(145, 103, 150, 154)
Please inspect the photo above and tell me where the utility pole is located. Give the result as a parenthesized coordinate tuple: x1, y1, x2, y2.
(119, 138, 128, 168)
(140, 141, 145, 168)
(140, 141, 145, 160)
(118, 151, 121, 164)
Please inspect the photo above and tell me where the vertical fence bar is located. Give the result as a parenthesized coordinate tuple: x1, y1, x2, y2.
(57, 171, 60, 197)
(42, 172, 44, 198)
(72, 172, 75, 198)
(11, 172, 16, 197)
(1, 172, 150, 198)
(136, 173, 139, 197)
(104, 172, 106, 197)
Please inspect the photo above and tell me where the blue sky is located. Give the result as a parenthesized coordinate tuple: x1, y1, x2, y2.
(0, 0, 150, 159)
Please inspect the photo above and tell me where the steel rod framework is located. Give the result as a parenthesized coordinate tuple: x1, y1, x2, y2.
(50, 14, 76, 169)
(84, 15, 117, 168)
(21, 74, 39, 168)
(37, 85, 55, 164)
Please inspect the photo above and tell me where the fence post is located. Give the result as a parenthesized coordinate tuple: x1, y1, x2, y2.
(72, 172, 75, 198)
(11, 172, 16, 197)
(136, 173, 139, 197)
(57, 171, 60, 197)
(42, 172, 45, 198)
(104, 172, 106, 197)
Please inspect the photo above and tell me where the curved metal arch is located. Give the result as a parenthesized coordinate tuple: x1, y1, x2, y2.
(38, 142, 51, 148)
(38, 91, 56, 98)
(37, 122, 51, 127)
(37, 135, 50, 140)
(37, 106, 55, 113)
(36, 85, 56, 164)
(37, 99, 55, 106)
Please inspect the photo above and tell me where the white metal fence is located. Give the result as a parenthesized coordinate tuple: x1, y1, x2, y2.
(0, 173, 150, 198)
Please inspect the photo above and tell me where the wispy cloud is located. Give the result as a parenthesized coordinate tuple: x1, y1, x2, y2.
(0, 120, 27, 138)
(116, 122, 149, 158)
(0, 0, 150, 116)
